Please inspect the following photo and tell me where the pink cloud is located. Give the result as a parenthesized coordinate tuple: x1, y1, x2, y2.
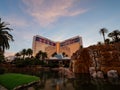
(22, 0, 88, 26)
(4, 51, 15, 57)
(6, 16, 28, 27)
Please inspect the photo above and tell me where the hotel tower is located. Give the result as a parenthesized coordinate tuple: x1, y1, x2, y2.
(32, 35, 82, 58)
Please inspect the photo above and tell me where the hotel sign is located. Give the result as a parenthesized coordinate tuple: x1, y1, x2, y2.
(60, 37, 80, 47)
(35, 37, 56, 46)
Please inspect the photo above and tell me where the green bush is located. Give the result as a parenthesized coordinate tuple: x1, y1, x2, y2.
(0, 53, 5, 63)
(46, 62, 59, 68)
(0, 68, 5, 74)
(12, 58, 47, 67)
(12, 58, 26, 67)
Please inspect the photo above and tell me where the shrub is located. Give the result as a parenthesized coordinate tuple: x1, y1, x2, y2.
(0, 68, 5, 74)
(0, 53, 5, 63)
(12, 58, 26, 67)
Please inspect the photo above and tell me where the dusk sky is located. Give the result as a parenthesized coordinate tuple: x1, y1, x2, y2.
(0, 0, 120, 56)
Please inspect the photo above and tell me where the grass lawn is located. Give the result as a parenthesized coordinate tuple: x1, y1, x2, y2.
(0, 73, 40, 90)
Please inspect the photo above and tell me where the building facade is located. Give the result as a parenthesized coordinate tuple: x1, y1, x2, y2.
(32, 35, 82, 58)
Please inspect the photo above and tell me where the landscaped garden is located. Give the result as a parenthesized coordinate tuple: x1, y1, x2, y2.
(0, 73, 40, 90)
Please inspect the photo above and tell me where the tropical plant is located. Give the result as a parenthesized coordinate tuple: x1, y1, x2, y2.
(20, 49, 26, 59)
(15, 52, 21, 58)
(0, 18, 14, 53)
(51, 52, 57, 57)
(35, 50, 47, 60)
(0, 67, 5, 74)
(35, 50, 42, 60)
(13, 58, 25, 67)
(108, 30, 120, 43)
(0, 52, 4, 63)
(41, 52, 47, 60)
(99, 28, 108, 43)
(62, 52, 66, 57)
(65, 54, 68, 57)
(105, 38, 110, 44)
(97, 41, 102, 45)
(80, 45, 83, 49)
(26, 48, 33, 58)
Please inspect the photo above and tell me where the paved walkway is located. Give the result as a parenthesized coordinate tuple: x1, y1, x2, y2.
(0, 85, 7, 90)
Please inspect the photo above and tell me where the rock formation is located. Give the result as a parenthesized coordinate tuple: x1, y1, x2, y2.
(71, 43, 120, 74)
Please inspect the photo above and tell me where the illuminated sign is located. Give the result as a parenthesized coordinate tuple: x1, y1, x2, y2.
(35, 37, 56, 46)
(60, 37, 80, 46)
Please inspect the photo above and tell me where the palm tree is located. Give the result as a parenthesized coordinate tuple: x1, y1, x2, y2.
(105, 38, 110, 44)
(26, 48, 33, 58)
(42, 52, 47, 60)
(99, 28, 108, 43)
(15, 52, 21, 58)
(35, 50, 42, 60)
(62, 52, 66, 57)
(97, 41, 102, 45)
(20, 49, 27, 59)
(108, 30, 120, 43)
(51, 52, 57, 57)
(0, 18, 14, 53)
(0, 52, 4, 63)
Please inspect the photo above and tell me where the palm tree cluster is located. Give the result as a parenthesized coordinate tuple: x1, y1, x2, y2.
(51, 52, 68, 57)
(99, 28, 120, 44)
(108, 30, 120, 43)
(35, 50, 47, 60)
(15, 48, 47, 60)
(15, 48, 33, 59)
(14, 49, 47, 67)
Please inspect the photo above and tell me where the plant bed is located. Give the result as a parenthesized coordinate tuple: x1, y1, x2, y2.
(0, 73, 40, 90)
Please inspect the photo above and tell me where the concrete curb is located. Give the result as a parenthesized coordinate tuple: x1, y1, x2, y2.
(13, 80, 40, 90)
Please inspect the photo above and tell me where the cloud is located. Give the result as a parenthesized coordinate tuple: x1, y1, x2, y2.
(51, 34, 66, 42)
(6, 16, 28, 27)
(4, 51, 15, 57)
(22, 0, 88, 26)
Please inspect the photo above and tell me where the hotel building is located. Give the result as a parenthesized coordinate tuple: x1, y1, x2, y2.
(32, 35, 82, 58)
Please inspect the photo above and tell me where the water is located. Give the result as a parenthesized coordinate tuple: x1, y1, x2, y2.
(21, 70, 120, 90)
(33, 71, 75, 90)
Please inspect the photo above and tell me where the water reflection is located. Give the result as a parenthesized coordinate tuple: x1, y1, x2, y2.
(21, 70, 120, 90)
(36, 71, 74, 90)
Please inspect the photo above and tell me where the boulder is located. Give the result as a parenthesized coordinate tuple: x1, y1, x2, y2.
(96, 71, 104, 78)
(107, 70, 118, 78)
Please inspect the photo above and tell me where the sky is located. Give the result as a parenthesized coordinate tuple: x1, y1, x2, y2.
(0, 0, 120, 57)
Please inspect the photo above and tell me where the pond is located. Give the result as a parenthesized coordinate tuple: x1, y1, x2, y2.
(21, 69, 120, 90)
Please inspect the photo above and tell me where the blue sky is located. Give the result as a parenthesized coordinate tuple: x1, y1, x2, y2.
(0, 0, 120, 56)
